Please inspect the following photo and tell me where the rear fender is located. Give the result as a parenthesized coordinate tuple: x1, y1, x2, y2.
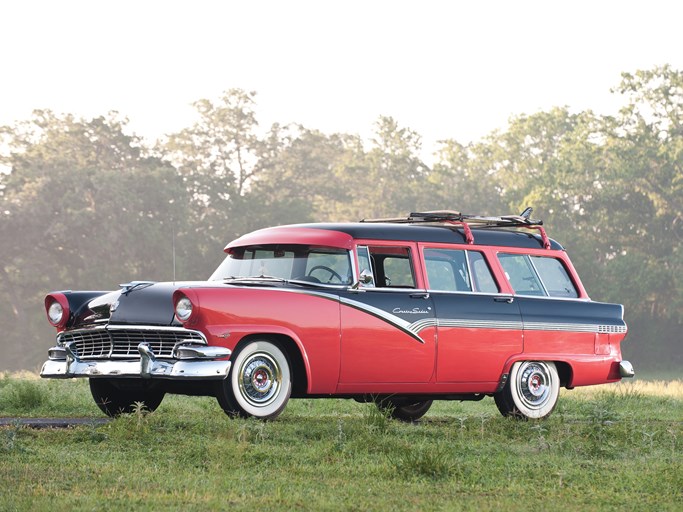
(501, 355, 574, 388)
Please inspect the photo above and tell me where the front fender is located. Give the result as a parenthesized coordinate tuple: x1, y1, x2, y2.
(204, 323, 337, 394)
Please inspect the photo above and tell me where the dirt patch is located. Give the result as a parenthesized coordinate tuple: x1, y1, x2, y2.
(0, 417, 111, 428)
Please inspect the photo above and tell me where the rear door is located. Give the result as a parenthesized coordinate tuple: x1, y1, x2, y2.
(420, 244, 523, 384)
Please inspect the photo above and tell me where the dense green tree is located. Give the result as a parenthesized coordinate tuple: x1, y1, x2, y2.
(602, 66, 683, 321)
(251, 125, 364, 223)
(430, 138, 507, 215)
(331, 116, 431, 221)
(0, 111, 189, 369)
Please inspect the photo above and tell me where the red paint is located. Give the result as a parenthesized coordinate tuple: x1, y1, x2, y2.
(225, 227, 355, 252)
(45, 293, 70, 331)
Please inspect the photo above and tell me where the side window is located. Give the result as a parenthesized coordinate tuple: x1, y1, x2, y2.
(367, 246, 416, 288)
(355, 246, 376, 287)
(424, 248, 470, 291)
(498, 253, 578, 298)
(498, 253, 545, 296)
(468, 252, 499, 293)
(425, 257, 457, 291)
(424, 248, 498, 293)
(530, 256, 578, 298)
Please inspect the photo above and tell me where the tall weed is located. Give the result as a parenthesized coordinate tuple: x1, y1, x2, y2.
(363, 401, 394, 434)
(391, 444, 455, 480)
(0, 379, 46, 411)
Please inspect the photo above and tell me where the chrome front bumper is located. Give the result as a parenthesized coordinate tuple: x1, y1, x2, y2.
(40, 342, 231, 380)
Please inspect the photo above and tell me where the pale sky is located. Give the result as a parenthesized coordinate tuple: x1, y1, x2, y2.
(1, 1, 681, 161)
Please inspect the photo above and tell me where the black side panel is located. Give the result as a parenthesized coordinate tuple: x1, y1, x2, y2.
(65, 291, 112, 327)
(515, 298, 626, 331)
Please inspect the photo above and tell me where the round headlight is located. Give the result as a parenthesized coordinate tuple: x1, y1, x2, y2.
(48, 301, 64, 325)
(175, 297, 193, 322)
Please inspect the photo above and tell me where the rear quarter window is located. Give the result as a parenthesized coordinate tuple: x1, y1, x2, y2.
(530, 256, 578, 298)
(498, 253, 578, 298)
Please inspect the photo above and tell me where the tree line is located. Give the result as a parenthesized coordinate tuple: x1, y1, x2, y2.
(1, 66, 681, 372)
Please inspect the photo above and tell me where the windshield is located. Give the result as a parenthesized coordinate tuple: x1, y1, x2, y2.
(209, 245, 353, 285)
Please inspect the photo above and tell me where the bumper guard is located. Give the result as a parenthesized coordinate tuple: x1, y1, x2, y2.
(619, 360, 635, 378)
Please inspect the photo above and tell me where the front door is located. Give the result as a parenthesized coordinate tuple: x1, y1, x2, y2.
(338, 243, 436, 384)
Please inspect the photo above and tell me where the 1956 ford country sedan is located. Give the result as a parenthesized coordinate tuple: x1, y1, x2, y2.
(41, 209, 634, 421)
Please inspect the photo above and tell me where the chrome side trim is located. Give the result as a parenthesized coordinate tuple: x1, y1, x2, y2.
(523, 322, 628, 334)
(436, 318, 524, 330)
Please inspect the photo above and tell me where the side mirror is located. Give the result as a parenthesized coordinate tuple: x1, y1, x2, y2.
(351, 269, 374, 289)
(359, 269, 373, 284)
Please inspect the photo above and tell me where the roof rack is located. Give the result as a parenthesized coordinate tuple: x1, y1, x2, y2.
(360, 207, 551, 249)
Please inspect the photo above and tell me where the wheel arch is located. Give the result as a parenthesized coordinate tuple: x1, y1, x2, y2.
(502, 356, 573, 389)
(554, 360, 573, 388)
(232, 332, 310, 398)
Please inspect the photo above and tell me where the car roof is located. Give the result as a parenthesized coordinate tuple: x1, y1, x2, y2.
(226, 223, 564, 251)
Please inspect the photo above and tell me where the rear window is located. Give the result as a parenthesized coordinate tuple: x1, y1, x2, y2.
(498, 254, 577, 298)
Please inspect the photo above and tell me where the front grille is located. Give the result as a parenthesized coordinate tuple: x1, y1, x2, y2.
(58, 326, 206, 359)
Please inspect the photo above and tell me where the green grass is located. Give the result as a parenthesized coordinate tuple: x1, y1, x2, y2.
(1, 376, 682, 511)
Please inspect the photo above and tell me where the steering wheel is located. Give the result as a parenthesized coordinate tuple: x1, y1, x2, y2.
(307, 265, 343, 283)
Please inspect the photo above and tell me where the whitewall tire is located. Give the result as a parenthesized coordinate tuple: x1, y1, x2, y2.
(494, 361, 560, 419)
(216, 340, 292, 420)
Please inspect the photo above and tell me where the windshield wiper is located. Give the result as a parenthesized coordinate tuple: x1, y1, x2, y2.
(223, 275, 287, 285)
(222, 275, 344, 289)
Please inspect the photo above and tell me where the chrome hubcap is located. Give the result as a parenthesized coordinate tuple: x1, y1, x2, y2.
(238, 353, 281, 406)
(517, 362, 551, 408)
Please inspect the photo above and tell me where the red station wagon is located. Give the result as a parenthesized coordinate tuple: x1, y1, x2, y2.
(41, 210, 634, 421)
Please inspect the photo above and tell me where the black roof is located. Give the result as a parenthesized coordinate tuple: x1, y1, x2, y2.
(296, 223, 564, 251)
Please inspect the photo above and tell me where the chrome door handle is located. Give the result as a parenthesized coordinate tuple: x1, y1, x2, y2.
(494, 296, 514, 304)
(410, 292, 430, 299)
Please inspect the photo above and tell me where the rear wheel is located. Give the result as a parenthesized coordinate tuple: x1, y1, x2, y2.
(494, 361, 559, 419)
(216, 339, 292, 420)
(89, 378, 165, 417)
(375, 397, 433, 422)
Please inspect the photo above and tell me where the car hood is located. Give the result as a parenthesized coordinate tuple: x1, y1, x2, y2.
(82, 282, 200, 327)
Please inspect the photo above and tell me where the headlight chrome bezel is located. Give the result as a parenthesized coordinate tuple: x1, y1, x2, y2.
(175, 296, 194, 322)
(48, 301, 64, 324)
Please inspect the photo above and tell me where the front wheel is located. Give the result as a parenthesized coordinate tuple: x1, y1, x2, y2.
(216, 340, 292, 420)
(494, 361, 559, 419)
(89, 378, 165, 417)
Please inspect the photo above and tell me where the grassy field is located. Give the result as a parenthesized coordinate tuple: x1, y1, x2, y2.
(1, 374, 681, 511)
